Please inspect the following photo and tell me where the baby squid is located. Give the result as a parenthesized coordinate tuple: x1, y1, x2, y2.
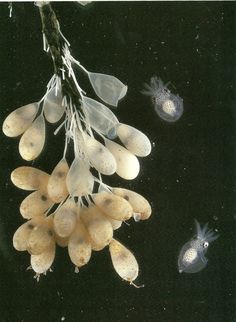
(178, 220, 218, 274)
(142, 76, 183, 122)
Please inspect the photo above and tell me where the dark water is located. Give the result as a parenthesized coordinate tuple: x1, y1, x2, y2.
(0, 2, 235, 322)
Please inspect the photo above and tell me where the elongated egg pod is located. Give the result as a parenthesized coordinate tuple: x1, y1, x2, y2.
(13, 217, 45, 251)
(53, 199, 77, 238)
(43, 87, 65, 123)
(68, 219, 92, 268)
(19, 115, 46, 161)
(105, 139, 140, 180)
(47, 158, 69, 203)
(2, 102, 38, 137)
(31, 241, 56, 275)
(11, 166, 50, 191)
(84, 136, 117, 175)
(20, 189, 54, 219)
(112, 188, 152, 220)
(109, 239, 139, 284)
(93, 191, 133, 221)
(66, 158, 94, 197)
(27, 219, 54, 255)
(116, 123, 151, 157)
(88, 72, 127, 107)
(80, 206, 113, 251)
(81, 97, 119, 137)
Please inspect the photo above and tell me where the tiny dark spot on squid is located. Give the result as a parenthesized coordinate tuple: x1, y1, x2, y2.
(27, 223, 34, 229)
(99, 147, 103, 153)
(29, 142, 34, 147)
(124, 195, 129, 201)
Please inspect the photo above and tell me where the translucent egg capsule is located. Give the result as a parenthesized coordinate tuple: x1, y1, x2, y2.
(11, 166, 49, 191)
(88, 72, 127, 107)
(43, 87, 65, 123)
(105, 139, 140, 180)
(30, 241, 56, 275)
(19, 115, 46, 161)
(80, 206, 113, 251)
(68, 219, 92, 268)
(116, 123, 151, 157)
(112, 188, 152, 221)
(66, 158, 94, 197)
(13, 217, 45, 251)
(81, 97, 119, 137)
(93, 191, 133, 221)
(84, 136, 117, 175)
(2, 102, 38, 137)
(53, 199, 78, 238)
(47, 158, 69, 203)
(109, 239, 139, 284)
(27, 218, 54, 255)
(20, 189, 54, 219)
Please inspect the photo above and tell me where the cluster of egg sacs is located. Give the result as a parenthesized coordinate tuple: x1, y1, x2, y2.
(2, 86, 151, 181)
(2, 88, 64, 161)
(3, 74, 152, 282)
(11, 165, 151, 282)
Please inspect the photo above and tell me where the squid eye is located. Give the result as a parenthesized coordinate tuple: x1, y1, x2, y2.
(203, 241, 209, 248)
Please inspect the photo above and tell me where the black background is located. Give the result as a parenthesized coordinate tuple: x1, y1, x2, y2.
(0, 2, 235, 322)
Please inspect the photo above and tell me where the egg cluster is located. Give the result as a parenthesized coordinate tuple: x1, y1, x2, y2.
(3, 69, 152, 286)
(3, 3, 152, 285)
(11, 166, 151, 283)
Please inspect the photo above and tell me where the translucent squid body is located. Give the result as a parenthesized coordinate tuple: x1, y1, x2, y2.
(142, 76, 183, 122)
(178, 220, 218, 274)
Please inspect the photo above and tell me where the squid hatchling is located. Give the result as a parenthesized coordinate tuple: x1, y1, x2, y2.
(178, 220, 218, 274)
(142, 76, 183, 122)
